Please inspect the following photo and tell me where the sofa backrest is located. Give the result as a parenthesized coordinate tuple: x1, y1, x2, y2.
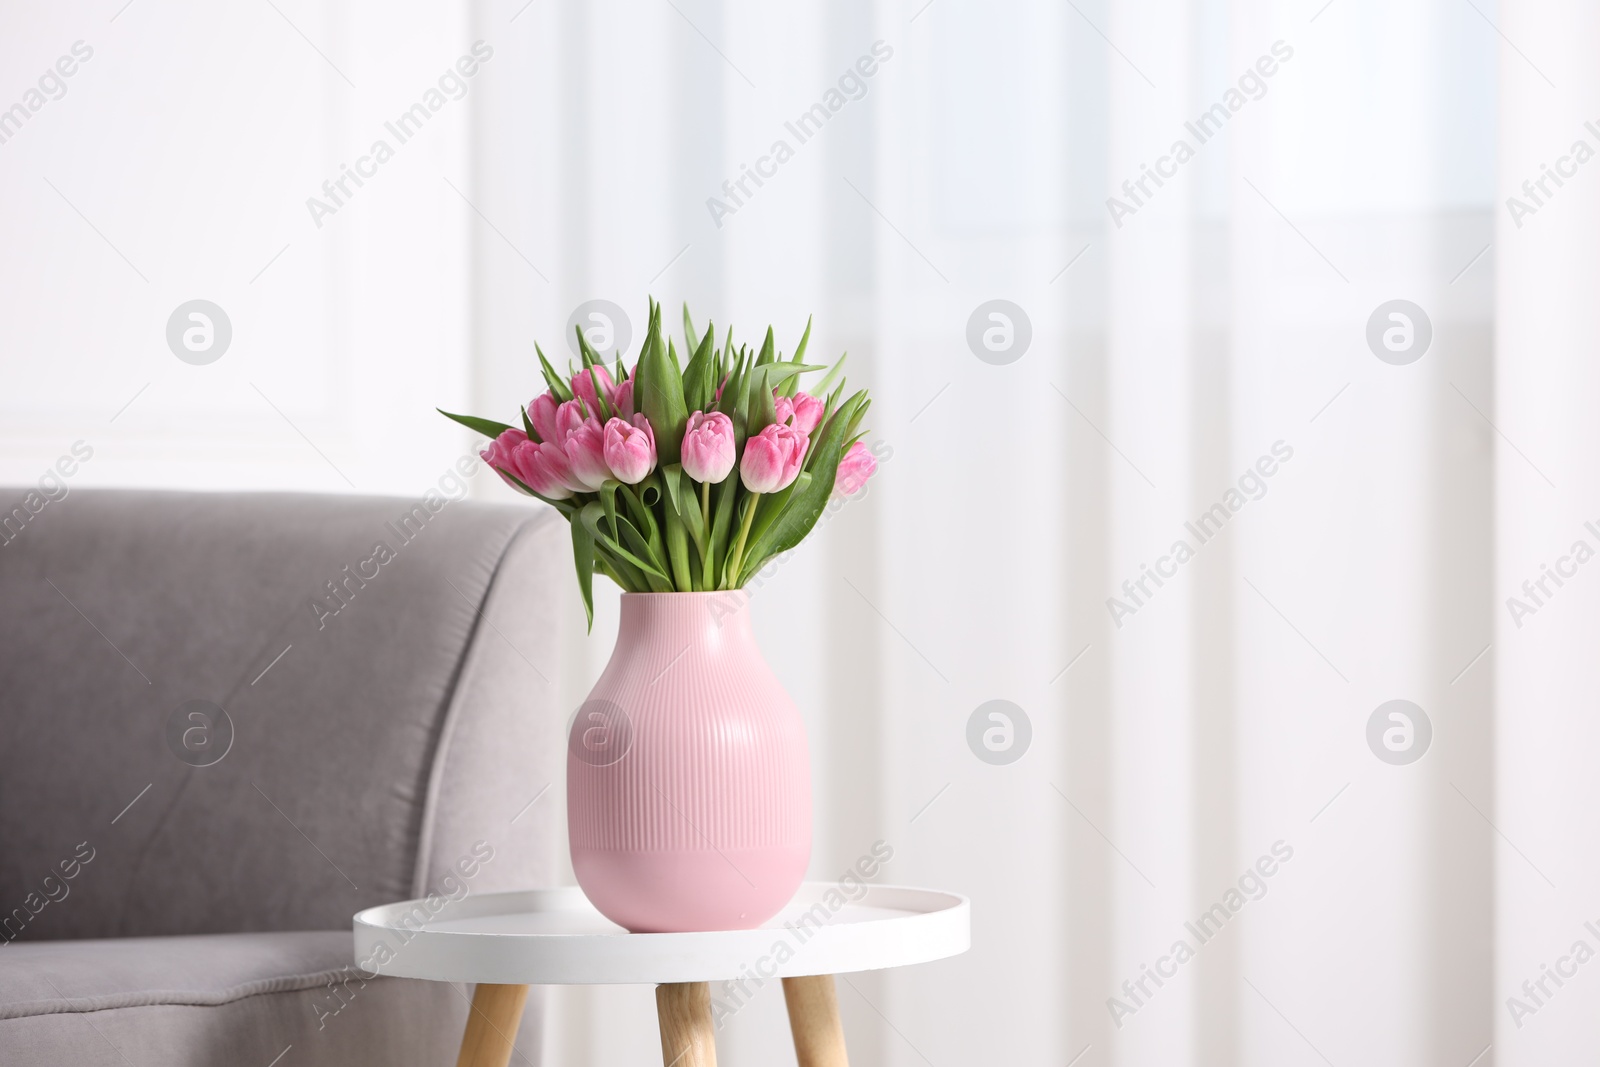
(0, 488, 570, 939)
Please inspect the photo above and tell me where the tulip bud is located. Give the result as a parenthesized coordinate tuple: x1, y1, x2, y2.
(563, 418, 611, 491)
(681, 410, 736, 483)
(516, 440, 583, 499)
(611, 378, 635, 420)
(833, 440, 876, 498)
(740, 423, 809, 494)
(527, 391, 560, 443)
(555, 398, 589, 442)
(480, 428, 530, 491)
(603, 414, 657, 485)
(571, 365, 616, 417)
(789, 391, 824, 434)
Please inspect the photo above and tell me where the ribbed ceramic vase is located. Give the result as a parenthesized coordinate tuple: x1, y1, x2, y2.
(567, 592, 811, 933)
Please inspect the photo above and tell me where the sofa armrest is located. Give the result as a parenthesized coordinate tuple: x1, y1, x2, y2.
(0, 489, 573, 940)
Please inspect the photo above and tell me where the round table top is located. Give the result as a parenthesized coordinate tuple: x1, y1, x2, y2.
(352, 883, 969, 985)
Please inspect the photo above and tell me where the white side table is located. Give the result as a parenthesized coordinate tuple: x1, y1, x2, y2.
(353, 882, 969, 1067)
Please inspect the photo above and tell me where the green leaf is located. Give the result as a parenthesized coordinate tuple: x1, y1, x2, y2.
(575, 323, 601, 369)
(592, 550, 624, 587)
(580, 503, 671, 585)
(682, 303, 698, 355)
(520, 406, 537, 440)
(618, 514, 674, 592)
(438, 409, 516, 440)
(619, 481, 670, 577)
(723, 491, 762, 588)
(592, 538, 646, 591)
(756, 326, 776, 366)
(717, 347, 745, 420)
(718, 324, 735, 385)
(792, 316, 813, 362)
(814, 351, 848, 398)
(731, 350, 755, 446)
(781, 315, 813, 397)
(600, 480, 622, 541)
(845, 396, 871, 438)
(812, 382, 846, 455)
(638, 304, 689, 465)
(737, 391, 865, 584)
(658, 462, 686, 523)
(571, 517, 595, 632)
(617, 481, 656, 540)
(535, 344, 574, 402)
(744, 471, 807, 553)
(660, 464, 706, 551)
(742, 363, 820, 438)
(746, 364, 779, 438)
(803, 388, 858, 474)
(705, 475, 739, 591)
(664, 505, 693, 591)
(583, 365, 614, 421)
(762, 362, 824, 395)
(495, 466, 583, 518)
(663, 465, 711, 591)
(682, 323, 716, 414)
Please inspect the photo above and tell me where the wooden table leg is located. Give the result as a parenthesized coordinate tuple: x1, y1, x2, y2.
(456, 983, 530, 1067)
(656, 981, 717, 1066)
(782, 975, 849, 1066)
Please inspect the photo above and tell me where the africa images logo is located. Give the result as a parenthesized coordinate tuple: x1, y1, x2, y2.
(1108, 841, 1295, 1027)
(1106, 41, 1294, 228)
(304, 42, 494, 229)
(705, 41, 893, 228)
(1107, 441, 1294, 627)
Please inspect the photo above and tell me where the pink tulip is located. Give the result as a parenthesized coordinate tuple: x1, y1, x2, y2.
(611, 377, 635, 420)
(480, 427, 529, 490)
(740, 423, 809, 493)
(603, 414, 656, 484)
(555, 398, 589, 443)
(512, 439, 581, 499)
(481, 428, 579, 499)
(788, 392, 824, 434)
(773, 391, 823, 434)
(681, 410, 736, 483)
(833, 440, 877, 498)
(528, 391, 560, 444)
(571, 365, 616, 416)
(563, 418, 611, 490)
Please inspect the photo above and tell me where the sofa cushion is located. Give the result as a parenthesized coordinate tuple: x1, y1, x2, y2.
(0, 930, 530, 1066)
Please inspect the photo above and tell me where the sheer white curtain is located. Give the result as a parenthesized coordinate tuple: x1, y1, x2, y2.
(471, 0, 1500, 1063)
(1496, 3, 1600, 1066)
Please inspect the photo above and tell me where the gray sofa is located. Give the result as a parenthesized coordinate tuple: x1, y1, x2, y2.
(0, 489, 571, 1065)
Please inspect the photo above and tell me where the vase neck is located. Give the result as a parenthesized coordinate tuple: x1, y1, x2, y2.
(617, 592, 755, 645)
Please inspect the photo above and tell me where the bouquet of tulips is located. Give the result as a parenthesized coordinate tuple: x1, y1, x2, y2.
(440, 300, 876, 627)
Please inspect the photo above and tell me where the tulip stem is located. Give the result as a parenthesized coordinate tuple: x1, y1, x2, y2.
(724, 492, 759, 589)
(700, 481, 711, 541)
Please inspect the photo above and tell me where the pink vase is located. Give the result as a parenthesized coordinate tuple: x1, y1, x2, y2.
(567, 592, 811, 932)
